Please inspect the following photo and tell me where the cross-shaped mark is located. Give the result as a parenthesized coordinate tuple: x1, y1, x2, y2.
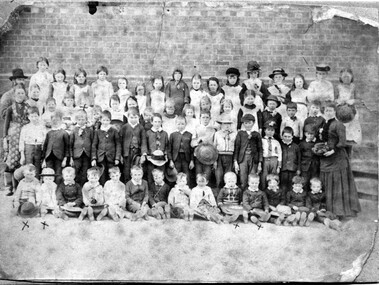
(256, 224, 263, 230)
(41, 221, 49, 230)
(234, 223, 239, 229)
(22, 221, 29, 231)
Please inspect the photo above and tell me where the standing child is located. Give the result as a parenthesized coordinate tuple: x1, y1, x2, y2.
(147, 75, 165, 115)
(219, 99, 237, 132)
(70, 109, 93, 186)
(285, 74, 309, 123)
(124, 96, 140, 115)
(91, 66, 114, 111)
(308, 64, 334, 104)
(267, 68, 290, 118)
(109, 94, 127, 131)
(26, 84, 43, 116)
(161, 98, 177, 137)
(189, 73, 207, 119)
(206, 77, 224, 120)
(42, 110, 69, 184)
(222, 67, 242, 113)
(79, 166, 105, 221)
(125, 165, 150, 220)
(280, 126, 301, 199)
(116, 77, 132, 111)
(148, 168, 171, 219)
(29, 57, 54, 108)
(3, 83, 29, 195)
(19, 106, 47, 177)
(39, 168, 59, 217)
(119, 107, 147, 182)
(141, 107, 153, 132)
(168, 116, 194, 181)
(41, 97, 57, 130)
(70, 68, 94, 109)
(240, 60, 268, 110)
(165, 68, 190, 116)
(88, 105, 102, 131)
(261, 121, 282, 190)
(182, 104, 198, 136)
(237, 90, 262, 133)
(303, 100, 325, 141)
(234, 114, 263, 190)
(61, 92, 77, 132)
(280, 102, 303, 144)
(199, 95, 217, 128)
(91, 110, 121, 185)
(135, 82, 147, 116)
(97, 166, 127, 221)
(262, 95, 282, 140)
(49, 68, 69, 108)
(242, 174, 271, 226)
(168, 172, 192, 221)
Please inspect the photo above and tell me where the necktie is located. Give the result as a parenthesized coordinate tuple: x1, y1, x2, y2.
(268, 137, 272, 157)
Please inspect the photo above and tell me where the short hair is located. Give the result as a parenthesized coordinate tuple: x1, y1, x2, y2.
(282, 126, 294, 136)
(29, 84, 40, 90)
(152, 113, 162, 121)
(101, 110, 112, 120)
(199, 110, 211, 118)
(324, 100, 337, 112)
(152, 168, 164, 176)
(207, 77, 221, 92)
(110, 94, 120, 104)
(200, 95, 212, 111)
(144, 107, 153, 116)
(75, 109, 88, 120)
(73, 68, 87, 85)
(23, 164, 36, 174)
(339, 68, 354, 83)
(176, 172, 187, 182)
(87, 167, 101, 177)
(53, 109, 64, 120)
(165, 98, 175, 107)
(63, 91, 75, 101)
(14, 83, 26, 93)
(196, 173, 208, 183)
(286, 102, 297, 110)
(175, 115, 187, 124)
(292, 175, 305, 185)
(220, 98, 234, 113)
(127, 107, 140, 117)
(266, 174, 279, 183)
(97, 65, 109, 75)
(134, 82, 145, 95)
(53, 68, 66, 82)
(244, 89, 256, 98)
(309, 100, 322, 108)
(62, 166, 75, 176)
(109, 166, 121, 175)
(36, 57, 49, 68)
(182, 104, 195, 117)
(46, 97, 57, 105)
(131, 165, 143, 175)
(248, 173, 260, 181)
(27, 106, 39, 116)
(118, 76, 128, 85)
(93, 105, 102, 113)
(224, 171, 237, 182)
(310, 177, 322, 186)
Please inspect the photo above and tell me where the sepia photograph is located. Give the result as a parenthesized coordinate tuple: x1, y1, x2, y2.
(0, 0, 378, 282)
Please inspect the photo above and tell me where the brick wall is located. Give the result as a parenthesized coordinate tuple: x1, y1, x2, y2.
(0, 2, 378, 168)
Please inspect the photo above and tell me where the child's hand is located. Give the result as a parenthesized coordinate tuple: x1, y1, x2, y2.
(296, 170, 301, 176)
(213, 161, 217, 169)
(61, 157, 67, 167)
(323, 149, 335, 157)
(189, 160, 194, 170)
(140, 155, 146, 165)
(70, 158, 75, 167)
(293, 206, 299, 211)
(91, 160, 97, 167)
(169, 161, 175, 169)
(276, 166, 281, 174)
(257, 163, 262, 174)
(234, 161, 239, 173)
(66, 202, 75, 207)
(42, 160, 47, 168)
(115, 160, 119, 165)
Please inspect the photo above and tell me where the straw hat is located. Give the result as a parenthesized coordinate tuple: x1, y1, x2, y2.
(315, 64, 331, 72)
(194, 142, 218, 165)
(336, 103, 356, 123)
(269, 68, 288, 79)
(165, 166, 178, 183)
(147, 150, 168, 167)
(246, 61, 261, 72)
(265, 94, 281, 108)
(18, 202, 39, 218)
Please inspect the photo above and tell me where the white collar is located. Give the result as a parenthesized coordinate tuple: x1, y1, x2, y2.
(129, 122, 139, 129)
(132, 179, 142, 186)
(151, 127, 163, 133)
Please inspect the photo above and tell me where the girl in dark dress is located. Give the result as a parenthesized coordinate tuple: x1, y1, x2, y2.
(319, 101, 360, 219)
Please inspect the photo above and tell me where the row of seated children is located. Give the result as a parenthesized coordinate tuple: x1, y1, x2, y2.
(13, 163, 341, 231)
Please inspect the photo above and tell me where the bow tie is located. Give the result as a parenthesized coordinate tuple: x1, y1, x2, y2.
(64, 181, 75, 186)
(268, 187, 279, 192)
(156, 183, 164, 187)
(248, 188, 259, 192)
(290, 116, 297, 121)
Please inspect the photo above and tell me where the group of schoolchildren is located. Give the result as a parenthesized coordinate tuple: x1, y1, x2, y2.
(2, 57, 362, 231)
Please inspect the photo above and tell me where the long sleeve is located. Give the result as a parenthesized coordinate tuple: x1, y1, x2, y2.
(164, 82, 171, 100)
(167, 189, 175, 206)
(56, 183, 66, 206)
(114, 130, 121, 161)
(63, 131, 70, 158)
(336, 123, 347, 149)
(277, 141, 282, 165)
(262, 192, 269, 211)
(242, 191, 252, 211)
(236, 109, 243, 130)
(143, 181, 149, 204)
(73, 184, 83, 206)
(3, 106, 12, 138)
(216, 188, 225, 205)
(233, 132, 241, 163)
(257, 110, 263, 130)
(239, 83, 247, 106)
(206, 187, 217, 206)
(91, 131, 99, 160)
(124, 182, 134, 205)
(18, 126, 26, 153)
(183, 82, 190, 105)
(167, 133, 174, 161)
(69, 131, 75, 158)
(140, 127, 148, 155)
(255, 132, 263, 162)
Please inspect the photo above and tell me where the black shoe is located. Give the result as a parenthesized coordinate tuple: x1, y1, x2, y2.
(6, 192, 13, 196)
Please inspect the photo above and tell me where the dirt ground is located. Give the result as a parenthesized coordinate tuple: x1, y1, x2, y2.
(0, 188, 377, 282)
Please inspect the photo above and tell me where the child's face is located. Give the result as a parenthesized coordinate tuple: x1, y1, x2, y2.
(14, 89, 26, 103)
(293, 183, 303, 193)
(192, 79, 201, 90)
(176, 119, 186, 132)
(75, 73, 86, 84)
(249, 70, 259, 79)
(55, 73, 65, 83)
(64, 98, 74, 107)
(221, 122, 232, 132)
(127, 100, 138, 109)
(294, 77, 304, 89)
(316, 71, 327, 80)
(287, 108, 297, 118)
(47, 101, 56, 112)
(244, 95, 255, 105)
(248, 178, 260, 190)
(227, 74, 238, 85)
(136, 86, 145, 96)
(200, 100, 211, 111)
(165, 104, 175, 115)
(173, 72, 181, 82)
(268, 179, 279, 188)
(341, 72, 352, 84)
(111, 99, 120, 110)
(282, 132, 293, 143)
(153, 79, 163, 90)
(76, 115, 87, 127)
(28, 113, 39, 124)
(15, 78, 25, 85)
(93, 110, 101, 120)
(51, 115, 62, 127)
(30, 88, 40, 100)
(324, 107, 336, 120)
(309, 105, 320, 116)
(152, 116, 162, 129)
(196, 178, 207, 187)
(131, 170, 143, 182)
(153, 172, 164, 185)
(128, 114, 139, 125)
(273, 74, 284, 84)
(177, 177, 187, 187)
(225, 175, 237, 188)
(37, 61, 48, 72)
(223, 103, 232, 113)
(243, 120, 254, 131)
(310, 182, 322, 193)
(110, 171, 121, 182)
(100, 116, 111, 127)
(98, 71, 107, 81)
(208, 80, 218, 92)
(185, 108, 194, 118)
(200, 114, 210, 126)
(88, 172, 100, 184)
(267, 101, 278, 110)
(144, 112, 152, 122)
(24, 170, 36, 181)
(43, 176, 55, 183)
(118, 79, 127, 90)
(63, 171, 75, 182)
(305, 132, 315, 141)
(265, 128, 275, 138)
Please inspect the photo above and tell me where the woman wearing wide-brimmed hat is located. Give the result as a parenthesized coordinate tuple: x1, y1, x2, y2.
(308, 64, 335, 103)
(267, 68, 291, 118)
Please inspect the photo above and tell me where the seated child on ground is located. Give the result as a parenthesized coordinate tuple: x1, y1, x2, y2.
(148, 169, 171, 220)
(168, 172, 192, 221)
(306, 177, 342, 231)
(124, 165, 150, 221)
(39, 167, 59, 217)
(242, 174, 271, 226)
(264, 174, 289, 226)
(79, 167, 105, 221)
(97, 166, 129, 221)
(217, 172, 243, 222)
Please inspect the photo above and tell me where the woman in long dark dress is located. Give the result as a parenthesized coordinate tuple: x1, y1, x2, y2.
(319, 101, 360, 218)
